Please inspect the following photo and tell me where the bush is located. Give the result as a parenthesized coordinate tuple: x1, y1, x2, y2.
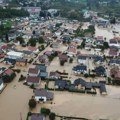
(84, 74, 89, 78)
(69, 58, 73, 63)
(28, 99, 37, 109)
(86, 91, 97, 95)
(49, 112, 56, 120)
(19, 74, 26, 82)
(28, 58, 34, 63)
(60, 60, 65, 66)
(69, 89, 85, 93)
(12, 69, 21, 73)
(41, 108, 51, 116)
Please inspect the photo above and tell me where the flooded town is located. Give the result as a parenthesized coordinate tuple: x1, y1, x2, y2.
(0, 0, 120, 120)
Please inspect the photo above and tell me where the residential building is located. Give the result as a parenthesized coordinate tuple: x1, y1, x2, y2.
(26, 76, 40, 86)
(34, 89, 53, 102)
(28, 68, 40, 77)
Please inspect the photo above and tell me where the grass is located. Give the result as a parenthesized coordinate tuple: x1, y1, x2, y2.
(3, 20, 15, 28)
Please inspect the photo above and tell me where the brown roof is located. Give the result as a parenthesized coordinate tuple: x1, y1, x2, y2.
(58, 54, 68, 61)
(67, 48, 76, 53)
(115, 71, 120, 80)
(49, 72, 61, 78)
(27, 76, 40, 83)
(28, 68, 39, 74)
(110, 67, 119, 76)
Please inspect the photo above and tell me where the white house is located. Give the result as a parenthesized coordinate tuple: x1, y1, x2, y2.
(34, 89, 54, 102)
(7, 51, 24, 59)
(0, 80, 4, 91)
(78, 55, 87, 65)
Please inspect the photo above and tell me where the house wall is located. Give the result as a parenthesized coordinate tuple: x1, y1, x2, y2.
(0, 83, 4, 91)
(27, 82, 39, 86)
(35, 96, 47, 102)
(78, 59, 86, 65)
(29, 72, 39, 77)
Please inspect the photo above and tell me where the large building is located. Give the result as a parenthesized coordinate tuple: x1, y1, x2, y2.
(24, 7, 41, 17)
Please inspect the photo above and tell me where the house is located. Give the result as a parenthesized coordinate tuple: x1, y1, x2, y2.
(0, 53, 5, 59)
(51, 42, 59, 48)
(0, 79, 4, 91)
(3, 69, 14, 76)
(26, 76, 40, 86)
(4, 58, 16, 65)
(109, 47, 118, 57)
(95, 36, 104, 46)
(49, 71, 61, 80)
(28, 46, 39, 54)
(110, 67, 120, 81)
(16, 58, 27, 66)
(85, 82, 93, 90)
(74, 78, 107, 95)
(23, 50, 33, 58)
(93, 55, 104, 64)
(109, 59, 120, 66)
(28, 68, 40, 77)
(77, 54, 87, 65)
(36, 65, 47, 72)
(58, 54, 68, 62)
(99, 84, 107, 95)
(94, 66, 106, 76)
(109, 39, 118, 47)
(39, 55, 49, 64)
(7, 51, 24, 59)
(55, 80, 69, 89)
(34, 89, 54, 102)
(72, 65, 87, 74)
(39, 72, 48, 80)
(44, 51, 53, 57)
(31, 113, 45, 120)
(67, 48, 76, 57)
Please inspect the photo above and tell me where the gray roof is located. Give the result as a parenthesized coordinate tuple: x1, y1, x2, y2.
(31, 113, 45, 120)
(35, 89, 53, 100)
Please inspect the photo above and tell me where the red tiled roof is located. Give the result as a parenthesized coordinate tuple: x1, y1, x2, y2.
(4, 69, 13, 76)
(28, 46, 38, 51)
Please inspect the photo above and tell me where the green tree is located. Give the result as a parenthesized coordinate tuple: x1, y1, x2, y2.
(29, 38, 37, 47)
(41, 108, 50, 116)
(103, 42, 109, 49)
(16, 36, 24, 44)
(28, 99, 37, 109)
(49, 112, 56, 120)
(38, 37, 44, 44)
(60, 60, 65, 66)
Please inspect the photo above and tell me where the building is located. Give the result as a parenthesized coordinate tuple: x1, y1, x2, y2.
(7, 51, 24, 59)
(34, 89, 54, 102)
(72, 65, 87, 74)
(49, 71, 61, 80)
(0, 79, 4, 91)
(26, 76, 40, 86)
(16, 58, 27, 66)
(28, 68, 40, 77)
(55, 80, 69, 90)
(24, 7, 41, 17)
(77, 55, 87, 65)
(31, 113, 45, 120)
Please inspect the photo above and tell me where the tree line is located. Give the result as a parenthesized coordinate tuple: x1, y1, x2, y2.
(0, 8, 29, 19)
